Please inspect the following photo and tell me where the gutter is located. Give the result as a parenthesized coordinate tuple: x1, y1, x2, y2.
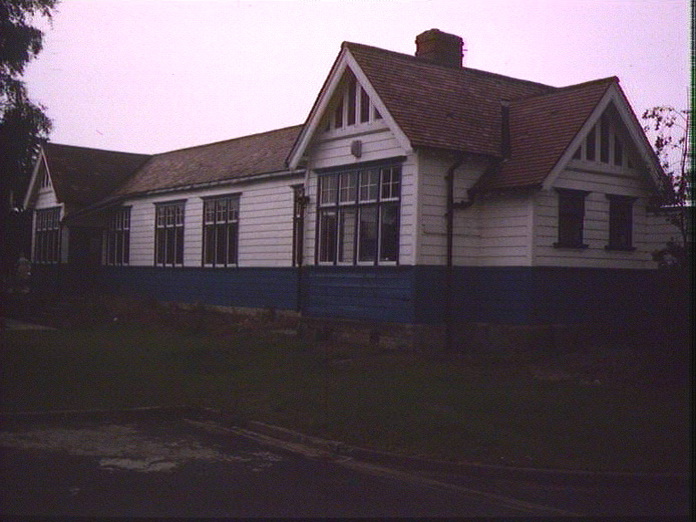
(119, 168, 304, 200)
(64, 169, 306, 223)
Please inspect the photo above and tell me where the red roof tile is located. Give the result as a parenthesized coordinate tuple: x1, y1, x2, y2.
(345, 42, 554, 156)
(477, 77, 616, 190)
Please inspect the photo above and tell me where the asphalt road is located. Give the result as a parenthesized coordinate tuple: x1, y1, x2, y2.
(0, 413, 689, 518)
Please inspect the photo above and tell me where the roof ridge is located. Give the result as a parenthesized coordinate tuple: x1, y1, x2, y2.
(509, 76, 617, 104)
(343, 41, 556, 92)
(557, 75, 618, 90)
(153, 124, 304, 156)
(46, 142, 152, 157)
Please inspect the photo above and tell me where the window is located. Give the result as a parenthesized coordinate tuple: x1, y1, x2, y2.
(34, 207, 61, 263)
(104, 207, 131, 265)
(317, 164, 401, 264)
(155, 201, 185, 266)
(606, 195, 635, 250)
(202, 195, 239, 267)
(555, 189, 588, 248)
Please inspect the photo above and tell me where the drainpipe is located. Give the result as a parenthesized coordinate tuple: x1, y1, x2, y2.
(445, 154, 466, 351)
(443, 102, 511, 350)
(294, 180, 309, 315)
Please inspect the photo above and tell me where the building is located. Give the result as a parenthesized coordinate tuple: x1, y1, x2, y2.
(22, 29, 680, 349)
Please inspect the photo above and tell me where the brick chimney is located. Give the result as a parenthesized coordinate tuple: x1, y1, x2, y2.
(415, 29, 464, 68)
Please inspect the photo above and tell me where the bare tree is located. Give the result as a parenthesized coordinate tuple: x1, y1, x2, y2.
(642, 106, 691, 268)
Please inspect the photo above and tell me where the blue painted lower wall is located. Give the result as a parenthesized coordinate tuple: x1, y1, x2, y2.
(34, 264, 663, 327)
(99, 266, 300, 311)
(302, 266, 416, 323)
(445, 266, 661, 326)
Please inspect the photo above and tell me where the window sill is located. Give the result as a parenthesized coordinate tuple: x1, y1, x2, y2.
(605, 246, 636, 252)
(553, 243, 589, 249)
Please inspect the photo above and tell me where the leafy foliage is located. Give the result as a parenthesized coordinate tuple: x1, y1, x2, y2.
(0, 0, 57, 279)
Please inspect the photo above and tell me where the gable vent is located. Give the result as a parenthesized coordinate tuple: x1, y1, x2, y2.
(415, 29, 464, 68)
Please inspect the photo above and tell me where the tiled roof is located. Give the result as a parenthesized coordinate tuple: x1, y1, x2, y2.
(43, 143, 151, 207)
(477, 77, 616, 190)
(345, 42, 554, 156)
(114, 125, 302, 197)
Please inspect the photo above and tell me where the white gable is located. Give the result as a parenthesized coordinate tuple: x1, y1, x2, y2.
(288, 47, 410, 169)
(23, 147, 56, 210)
(543, 83, 664, 192)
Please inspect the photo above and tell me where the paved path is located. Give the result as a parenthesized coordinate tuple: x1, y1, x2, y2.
(0, 414, 577, 518)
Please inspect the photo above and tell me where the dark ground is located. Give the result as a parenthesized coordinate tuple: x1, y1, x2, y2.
(0, 411, 690, 518)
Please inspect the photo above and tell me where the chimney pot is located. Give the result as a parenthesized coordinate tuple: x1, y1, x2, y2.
(415, 29, 464, 68)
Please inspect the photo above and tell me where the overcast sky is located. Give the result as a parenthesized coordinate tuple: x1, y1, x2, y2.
(23, 0, 690, 155)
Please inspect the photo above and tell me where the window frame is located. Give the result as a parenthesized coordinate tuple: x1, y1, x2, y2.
(606, 195, 636, 251)
(154, 200, 186, 267)
(33, 206, 61, 264)
(554, 189, 589, 249)
(201, 194, 240, 268)
(104, 206, 131, 266)
(315, 162, 401, 266)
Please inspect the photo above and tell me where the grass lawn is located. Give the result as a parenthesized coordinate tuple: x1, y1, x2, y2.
(0, 322, 690, 473)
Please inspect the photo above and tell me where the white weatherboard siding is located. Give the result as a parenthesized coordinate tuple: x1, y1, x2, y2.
(534, 163, 659, 269)
(309, 121, 400, 166)
(128, 199, 155, 266)
(476, 192, 533, 266)
(305, 124, 415, 265)
(644, 210, 687, 255)
(416, 151, 488, 266)
(124, 175, 302, 267)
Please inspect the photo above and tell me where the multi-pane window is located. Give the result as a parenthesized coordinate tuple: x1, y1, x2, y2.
(202, 195, 239, 267)
(34, 207, 61, 263)
(317, 164, 401, 264)
(155, 201, 185, 266)
(104, 207, 131, 265)
(555, 189, 588, 248)
(607, 195, 635, 250)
